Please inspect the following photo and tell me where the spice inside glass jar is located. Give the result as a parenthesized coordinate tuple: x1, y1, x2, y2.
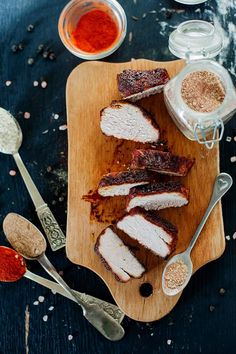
(181, 71, 226, 113)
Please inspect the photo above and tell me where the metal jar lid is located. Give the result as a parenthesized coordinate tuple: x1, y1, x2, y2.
(169, 20, 223, 60)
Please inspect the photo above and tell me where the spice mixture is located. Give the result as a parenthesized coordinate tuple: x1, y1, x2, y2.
(0, 246, 26, 282)
(164, 260, 188, 290)
(3, 213, 46, 258)
(0, 108, 22, 154)
(71, 9, 119, 53)
(181, 71, 225, 113)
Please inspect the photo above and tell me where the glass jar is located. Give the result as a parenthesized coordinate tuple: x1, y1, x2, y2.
(164, 20, 236, 149)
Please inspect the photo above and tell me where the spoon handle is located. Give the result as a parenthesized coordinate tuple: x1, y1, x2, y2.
(187, 173, 233, 254)
(13, 152, 66, 251)
(37, 254, 125, 341)
(24, 270, 124, 324)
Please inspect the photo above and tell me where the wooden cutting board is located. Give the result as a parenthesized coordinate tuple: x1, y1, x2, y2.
(66, 59, 225, 322)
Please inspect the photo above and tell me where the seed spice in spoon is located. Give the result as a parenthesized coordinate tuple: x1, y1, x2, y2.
(3, 213, 46, 259)
(164, 260, 189, 291)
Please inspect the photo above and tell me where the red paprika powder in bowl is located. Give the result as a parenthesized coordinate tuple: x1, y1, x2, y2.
(58, 0, 127, 60)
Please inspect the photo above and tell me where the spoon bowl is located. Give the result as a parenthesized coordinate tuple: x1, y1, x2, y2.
(0, 107, 22, 154)
(162, 252, 193, 296)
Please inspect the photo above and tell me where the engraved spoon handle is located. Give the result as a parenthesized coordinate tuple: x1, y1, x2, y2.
(187, 173, 233, 254)
(13, 152, 66, 251)
(38, 254, 125, 341)
(24, 270, 124, 324)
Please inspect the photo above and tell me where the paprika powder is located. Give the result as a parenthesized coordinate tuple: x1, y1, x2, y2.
(71, 9, 119, 53)
(0, 246, 26, 282)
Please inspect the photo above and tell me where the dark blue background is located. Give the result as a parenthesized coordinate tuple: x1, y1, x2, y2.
(0, 1, 236, 353)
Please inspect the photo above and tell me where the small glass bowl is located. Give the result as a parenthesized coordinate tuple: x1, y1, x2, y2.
(58, 0, 127, 60)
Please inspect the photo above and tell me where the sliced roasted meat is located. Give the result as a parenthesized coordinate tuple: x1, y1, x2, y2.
(98, 169, 157, 197)
(117, 68, 170, 101)
(117, 208, 177, 258)
(100, 101, 160, 143)
(127, 181, 189, 211)
(131, 149, 195, 176)
(95, 227, 145, 282)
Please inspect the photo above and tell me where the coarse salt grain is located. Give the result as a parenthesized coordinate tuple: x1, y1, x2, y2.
(68, 335, 73, 341)
(9, 170, 16, 176)
(43, 315, 48, 322)
(42, 130, 49, 134)
(59, 124, 67, 131)
(226, 235, 230, 240)
(48, 306, 54, 311)
(33, 301, 39, 306)
(167, 339, 172, 345)
(24, 112, 31, 119)
(5, 81, 12, 86)
(38, 296, 45, 303)
(53, 113, 59, 120)
(230, 156, 236, 163)
(226, 136, 232, 142)
(233, 232, 236, 240)
(33, 81, 39, 87)
(234, 136, 236, 142)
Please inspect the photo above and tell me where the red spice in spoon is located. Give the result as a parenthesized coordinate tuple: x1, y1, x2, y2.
(71, 9, 119, 53)
(0, 246, 26, 282)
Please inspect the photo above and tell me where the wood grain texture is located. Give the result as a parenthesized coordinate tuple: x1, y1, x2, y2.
(66, 59, 225, 322)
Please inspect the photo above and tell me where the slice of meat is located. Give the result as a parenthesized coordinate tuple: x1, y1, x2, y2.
(95, 227, 145, 282)
(117, 208, 177, 258)
(117, 68, 170, 101)
(127, 181, 189, 211)
(100, 101, 160, 143)
(131, 149, 195, 176)
(98, 169, 157, 197)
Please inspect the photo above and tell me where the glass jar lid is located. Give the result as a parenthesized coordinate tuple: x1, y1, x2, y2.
(169, 20, 223, 60)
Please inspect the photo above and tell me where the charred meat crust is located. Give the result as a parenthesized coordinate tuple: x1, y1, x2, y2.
(98, 169, 158, 188)
(94, 227, 145, 282)
(131, 149, 195, 176)
(117, 68, 170, 98)
(128, 181, 189, 199)
(100, 100, 160, 134)
(127, 207, 178, 253)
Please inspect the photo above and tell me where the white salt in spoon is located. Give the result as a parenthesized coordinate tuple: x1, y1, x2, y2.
(3, 213, 125, 341)
(162, 173, 232, 296)
(0, 107, 65, 251)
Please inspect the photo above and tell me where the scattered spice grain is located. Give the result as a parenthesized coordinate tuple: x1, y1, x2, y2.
(233, 232, 236, 240)
(219, 288, 226, 295)
(209, 305, 215, 312)
(131, 16, 139, 21)
(27, 58, 34, 65)
(18, 43, 24, 51)
(27, 24, 34, 32)
(230, 156, 236, 163)
(164, 260, 188, 290)
(181, 71, 225, 113)
(5, 81, 12, 86)
(24, 112, 31, 119)
(226, 136, 232, 142)
(41, 81, 47, 89)
(33, 80, 39, 87)
(42, 315, 48, 322)
(11, 44, 18, 53)
(9, 170, 16, 176)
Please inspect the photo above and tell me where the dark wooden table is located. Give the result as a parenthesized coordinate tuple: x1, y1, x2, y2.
(0, 1, 235, 353)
